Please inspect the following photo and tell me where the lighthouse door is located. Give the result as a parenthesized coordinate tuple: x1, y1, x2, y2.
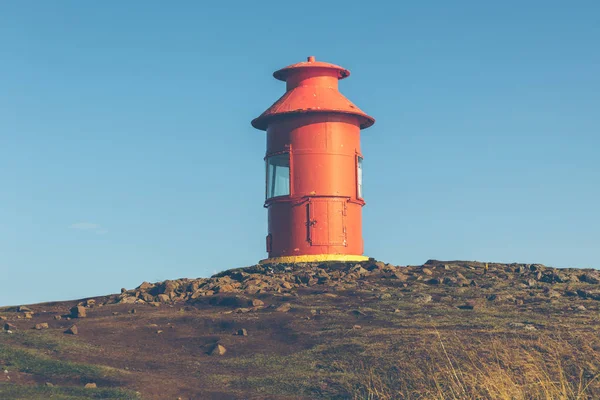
(308, 198, 347, 246)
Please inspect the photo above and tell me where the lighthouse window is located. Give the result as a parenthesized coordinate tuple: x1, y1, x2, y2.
(357, 156, 363, 199)
(266, 153, 290, 199)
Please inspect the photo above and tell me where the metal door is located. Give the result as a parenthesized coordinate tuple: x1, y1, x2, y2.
(308, 198, 346, 246)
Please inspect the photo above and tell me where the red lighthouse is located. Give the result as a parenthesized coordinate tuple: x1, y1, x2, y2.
(252, 56, 375, 263)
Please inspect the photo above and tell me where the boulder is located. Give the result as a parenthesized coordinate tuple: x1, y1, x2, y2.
(4, 322, 17, 331)
(210, 343, 227, 356)
(35, 323, 49, 330)
(65, 325, 78, 335)
(70, 306, 87, 318)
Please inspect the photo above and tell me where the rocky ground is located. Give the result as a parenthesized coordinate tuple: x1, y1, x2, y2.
(2, 259, 600, 399)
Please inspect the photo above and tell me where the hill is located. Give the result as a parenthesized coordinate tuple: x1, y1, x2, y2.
(2, 260, 600, 399)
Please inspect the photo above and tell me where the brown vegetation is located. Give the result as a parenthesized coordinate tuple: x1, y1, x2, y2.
(1, 260, 599, 399)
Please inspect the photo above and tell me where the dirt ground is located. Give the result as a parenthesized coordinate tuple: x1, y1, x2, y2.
(2, 260, 600, 399)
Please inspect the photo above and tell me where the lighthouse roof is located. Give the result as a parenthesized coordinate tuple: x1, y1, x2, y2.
(252, 56, 375, 131)
(273, 56, 351, 81)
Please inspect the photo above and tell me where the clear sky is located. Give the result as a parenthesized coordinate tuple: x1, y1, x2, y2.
(1, 1, 598, 306)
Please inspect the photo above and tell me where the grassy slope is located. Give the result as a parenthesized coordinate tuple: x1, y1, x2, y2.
(1, 260, 600, 399)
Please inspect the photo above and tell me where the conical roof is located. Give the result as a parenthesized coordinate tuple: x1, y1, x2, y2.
(251, 56, 375, 131)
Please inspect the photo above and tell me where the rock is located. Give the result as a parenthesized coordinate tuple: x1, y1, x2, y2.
(84, 299, 96, 307)
(350, 309, 367, 316)
(70, 306, 87, 318)
(281, 281, 293, 289)
(352, 325, 362, 329)
(45, 382, 54, 387)
(53, 315, 62, 320)
(157, 294, 170, 303)
(379, 293, 392, 300)
(138, 281, 153, 290)
(422, 268, 433, 276)
(119, 296, 137, 304)
(579, 274, 600, 284)
(576, 305, 587, 311)
(4, 323, 17, 331)
(251, 299, 264, 307)
(391, 273, 408, 282)
(210, 343, 227, 356)
(65, 325, 78, 335)
(0, 316, 6, 321)
(413, 294, 432, 304)
(215, 284, 235, 293)
(130, 309, 137, 314)
(35, 323, 49, 330)
(443, 277, 458, 286)
(235, 329, 248, 336)
(84, 383, 97, 388)
(24, 312, 33, 319)
(18, 306, 32, 312)
(275, 303, 292, 312)
(426, 278, 440, 285)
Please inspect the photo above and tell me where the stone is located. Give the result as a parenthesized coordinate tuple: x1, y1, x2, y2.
(18, 306, 32, 312)
(24, 312, 33, 319)
(352, 325, 362, 329)
(210, 343, 227, 356)
(413, 294, 432, 304)
(579, 274, 600, 284)
(391, 273, 408, 282)
(130, 309, 137, 314)
(0, 316, 6, 321)
(45, 382, 54, 387)
(53, 315, 62, 320)
(35, 323, 49, 330)
(275, 303, 292, 312)
(422, 268, 433, 276)
(70, 306, 87, 318)
(235, 328, 248, 336)
(251, 299, 264, 307)
(157, 294, 170, 303)
(215, 284, 235, 293)
(576, 305, 587, 311)
(379, 293, 392, 300)
(84, 383, 97, 388)
(119, 296, 137, 304)
(4, 322, 17, 331)
(138, 281, 153, 290)
(65, 325, 78, 335)
(84, 299, 96, 307)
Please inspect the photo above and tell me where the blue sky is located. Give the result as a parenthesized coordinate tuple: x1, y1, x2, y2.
(1, 1, 598, 306)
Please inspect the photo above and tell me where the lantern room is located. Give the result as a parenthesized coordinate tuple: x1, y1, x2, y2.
(252, 56, 375, 264)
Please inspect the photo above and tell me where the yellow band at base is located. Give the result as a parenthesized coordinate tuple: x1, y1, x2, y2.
(259, 254, 370, 264)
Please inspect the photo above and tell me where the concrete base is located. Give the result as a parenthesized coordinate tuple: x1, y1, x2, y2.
(259, 254, 370, 264)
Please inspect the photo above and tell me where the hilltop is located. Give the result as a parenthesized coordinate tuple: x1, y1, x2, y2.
(1, 260, 600, 399)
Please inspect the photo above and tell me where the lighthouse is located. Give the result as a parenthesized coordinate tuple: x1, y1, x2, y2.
(252, 56, 375, 263)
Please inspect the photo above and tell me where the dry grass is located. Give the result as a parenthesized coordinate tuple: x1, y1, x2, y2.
(342, 332, 600, 400)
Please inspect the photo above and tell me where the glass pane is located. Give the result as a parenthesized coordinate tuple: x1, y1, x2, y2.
(357, 156, 363, 198)
(266, 153, 290, 199)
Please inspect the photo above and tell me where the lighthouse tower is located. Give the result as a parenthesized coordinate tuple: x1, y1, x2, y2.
(252, 56, 375, 263)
